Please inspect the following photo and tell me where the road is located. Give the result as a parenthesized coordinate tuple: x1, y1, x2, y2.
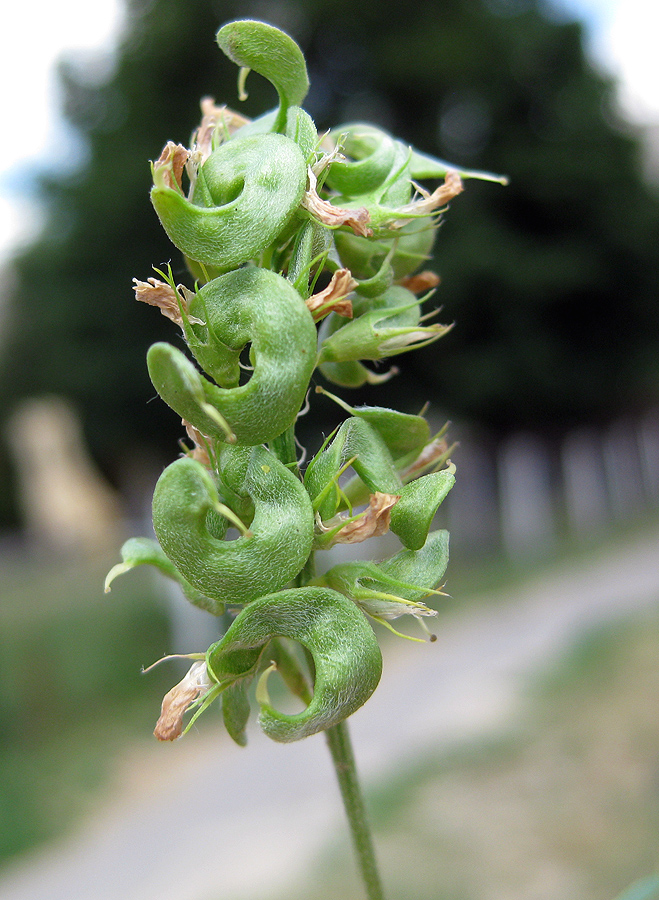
(1, 528, 658, 900)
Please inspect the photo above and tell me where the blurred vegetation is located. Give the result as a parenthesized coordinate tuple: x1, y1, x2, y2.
(0, 555, 172, 865)
(1, 0, 659, 530)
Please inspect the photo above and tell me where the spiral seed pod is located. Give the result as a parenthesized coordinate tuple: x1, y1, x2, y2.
(206, 586, 382, 742)
(304, 417, 402, 521)
(216, 19, 310, 131)
(147, 267, 317, 446)
(320, 528, 450, 616)
(151, 132, 307, 271)
(152, 448, 314, 604)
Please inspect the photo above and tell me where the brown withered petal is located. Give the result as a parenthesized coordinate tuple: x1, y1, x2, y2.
(183, 420, 212, 468)
(154, 141, 188, 193)
(399, 270, 441, 294)
(400, 438, 450, 481)
(154, 661, 211, 741)
(325, 492, 400, 545)
(194, 98, 251, 163)
(306, 268, 357, 321)
(133, 277, 203, 327)
(391, 170, 463, 226)
(302, 169, 372, 237)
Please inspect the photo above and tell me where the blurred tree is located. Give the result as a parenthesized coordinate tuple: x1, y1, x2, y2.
(1, 0, 658, 526)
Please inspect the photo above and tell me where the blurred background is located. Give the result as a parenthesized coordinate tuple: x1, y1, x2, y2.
(0, 0, 658, 897)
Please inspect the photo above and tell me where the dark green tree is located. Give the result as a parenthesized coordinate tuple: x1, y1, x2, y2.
(2, 0, 658, 526)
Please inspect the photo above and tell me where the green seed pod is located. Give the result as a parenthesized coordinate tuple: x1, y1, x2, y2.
(326, 131, 397, 196)
(206, 586, 382, 742)
(318, 291, 450, 364)
(152, 448, 314, 605)
(331, 121, 507, 187)
(304, 417, 402, 520)
(334, 219, 436, 281)
(151, 133, 307, 271)
(148, 268, 317, 446)
(317, 388, 431, 461)
(320, 528, 450, 618)
(216, 20, 310, 131)
(389, 468, 456, 550)
(318, 358, 396, 389)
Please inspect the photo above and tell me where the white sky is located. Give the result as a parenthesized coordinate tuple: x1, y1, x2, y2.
(0, 0, 657, 264)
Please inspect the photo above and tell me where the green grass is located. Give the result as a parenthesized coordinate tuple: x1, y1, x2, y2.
(0, 552, 173, 865)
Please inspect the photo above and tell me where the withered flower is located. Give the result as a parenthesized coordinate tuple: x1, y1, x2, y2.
(154, 660, 212, 741)
(306, 268, 357, 321)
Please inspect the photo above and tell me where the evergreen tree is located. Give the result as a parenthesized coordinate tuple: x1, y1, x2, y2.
(2, 0, 658, 524)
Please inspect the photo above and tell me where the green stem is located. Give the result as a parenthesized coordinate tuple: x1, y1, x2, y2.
(325, 720, 386, 900)
(271, 419, 384, 898)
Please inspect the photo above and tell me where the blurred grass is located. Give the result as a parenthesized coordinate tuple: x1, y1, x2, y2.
(0, 551, 173, 866)
(270, 607, 659, 900)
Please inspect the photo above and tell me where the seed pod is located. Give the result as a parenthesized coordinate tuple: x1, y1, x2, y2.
(152, 448, 314, 604)
(206, 586, 382, 742)
(151, 133, 307, 271)
(148, 267, 317, 446)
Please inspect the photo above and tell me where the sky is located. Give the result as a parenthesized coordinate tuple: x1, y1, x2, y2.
(0, 0, 657, 265)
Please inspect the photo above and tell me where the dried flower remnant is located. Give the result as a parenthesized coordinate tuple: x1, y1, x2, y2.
(399, 270, 441, 294)
(399, 441, 454, 482)
(183, 420, 212, 468)
(319, 492, 400, 545)
(191, 97, 251, 165)
(153, 141, 188, 193)
(391, 171, 463, 226)
(302, 168, 372, 237)
(133, 277, 203, 328)
(154, 660, 212, 741)
(306, 268, 357, 321)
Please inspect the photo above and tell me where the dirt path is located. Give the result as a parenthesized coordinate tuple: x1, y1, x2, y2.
(1, 529, 658, 900)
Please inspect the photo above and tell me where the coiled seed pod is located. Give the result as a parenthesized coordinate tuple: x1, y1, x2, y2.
(206, 586, 382, 742)
(151, 133, 307, 271)
(152, 447, 314, 604)
(148, 267, 317, 446)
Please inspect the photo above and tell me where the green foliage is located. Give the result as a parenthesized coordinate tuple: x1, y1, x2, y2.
(0, 557, 171, 866)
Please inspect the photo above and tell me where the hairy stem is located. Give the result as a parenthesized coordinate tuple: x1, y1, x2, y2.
(325, 720, 385, 900)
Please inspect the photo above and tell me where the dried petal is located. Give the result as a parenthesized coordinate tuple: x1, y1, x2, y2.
(133, 277, 204, 327)
(302, 168, 372, 237)
(192, 97, 251, 164)
(306, 268, 357, 321)
(399, 270, 441, 294)
(320, 492, 400, 545)
(153, 141, 188, 193)
(391, 170, 463, 225)
(399, 438, 451, 481)
(154, 660, 211, 741)
(183, 420, 212, 468)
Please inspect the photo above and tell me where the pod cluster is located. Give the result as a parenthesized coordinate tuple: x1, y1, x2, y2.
(107, 19, 504, 744)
